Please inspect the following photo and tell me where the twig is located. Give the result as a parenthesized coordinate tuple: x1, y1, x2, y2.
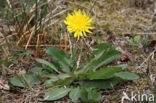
(64, 34, 67, 51)
(137, 49, 156, 69)
(83, 38, 93, 51)
(76, 40, 83, 69)
(67, 33, 72, 58)
(25, 26, 35, 49)
(122, 32, 156, 36)
(16, 28, 33, 46)
(23, 44, 69, 47)
(136, 32, 156, 35)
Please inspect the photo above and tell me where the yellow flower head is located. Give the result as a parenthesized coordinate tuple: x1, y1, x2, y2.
(64, 9, 93, 40)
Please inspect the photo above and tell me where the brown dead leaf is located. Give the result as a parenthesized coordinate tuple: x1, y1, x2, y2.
(0, 80, 10, 90)
(149, 40, 156, 49)
(106, 35, 116, 42)
(120, 55, 129, 62)
(126, 51, 133, 59)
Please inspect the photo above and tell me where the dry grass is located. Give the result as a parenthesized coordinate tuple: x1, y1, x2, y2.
(0, 0, 155, 50)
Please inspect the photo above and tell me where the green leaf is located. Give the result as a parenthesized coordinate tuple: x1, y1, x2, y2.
(46, 73, 70, 80)
(88, 89, 101, 102)
(82, 78, 119, 89)
(0, 43, 5, 49)
(117, 64, 128, 70)
(57, 74, 71, 80)
(44, 87, 71, 101)
(86, 66, 122, 80)
(134, 35, 140, 41)
(92, 43, 112, 55)
(53, 77, 75, 87)
(0, 58, 13, 67)
(80, 88, 101, 103)
(69, 87, 81, 101)
(9, 74, 40, 88)
(43, 79, 55, 88)
(36, 58, 59, 73)
(43, 74, 71, 88)
(46, 47, 73, 73)
(82, 43, 121, 73)
(114, 72, 139, 80)
(129, 36, 140, 46)
(80, 88, 90, 103)
(31, 67, 43, 75)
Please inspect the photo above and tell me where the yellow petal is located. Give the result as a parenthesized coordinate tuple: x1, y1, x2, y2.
(79, 32, 83, 37)
(86, 26, 94, 29)
(83, 31, 87, 37)
(64, 20, 67, 24)
(77, 33, 80, 40)
(74, 32, 77, 37)
(86, 29, 92, 33)
(78, 9, 81, 15)
(64, 9, 94, 40)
